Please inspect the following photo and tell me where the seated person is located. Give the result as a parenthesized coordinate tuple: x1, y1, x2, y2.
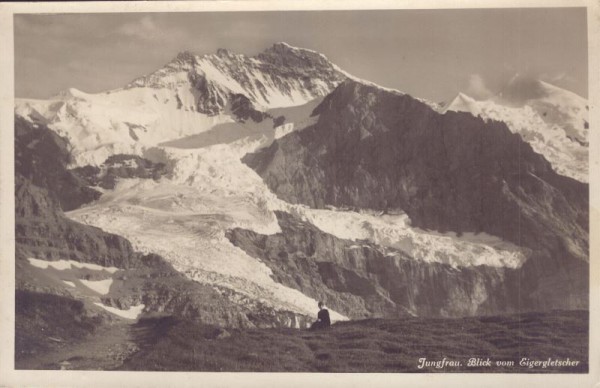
(310, 301, 331, 330)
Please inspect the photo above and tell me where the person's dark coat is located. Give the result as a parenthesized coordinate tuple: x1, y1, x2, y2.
(318, 308, 331, 326)
(310, 308, 331, 330)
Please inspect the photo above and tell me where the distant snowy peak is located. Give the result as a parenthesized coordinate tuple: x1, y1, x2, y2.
(125, 42, 348, 114)
(51, 87, 91, 101)
(498, 75, 582, 106)
(497, 76, 588, 145)
(444, 82, 589, 182)
(447, 78, 588, 143)
(257, 42, 334, 69)
(445, 92, 478, 114)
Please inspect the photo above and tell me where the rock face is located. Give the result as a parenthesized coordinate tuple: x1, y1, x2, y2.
(228, 93, 285, 126)
(228, 211, 588, 318)
(229, 94, 270, 123)
(228, 211, 518, 318)
(72, 154, 169, 190)
(244, 80, 589, 311)
(127, 42, 347, 115)
(15, 116, 101, 211)
(94, 260, 313, 329)
(15, 176, 141, 269)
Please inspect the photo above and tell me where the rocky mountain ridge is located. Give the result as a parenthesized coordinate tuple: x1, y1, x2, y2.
(243, 80, 588, 311)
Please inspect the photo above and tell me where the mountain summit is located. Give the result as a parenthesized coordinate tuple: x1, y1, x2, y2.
(126, 42, 347, 115)
(445, 77, 589, 182)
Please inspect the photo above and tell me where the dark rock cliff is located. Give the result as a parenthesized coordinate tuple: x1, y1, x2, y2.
(228, 211, 584, 319)
(243, 80, 589, 311)
(72, 154, 169, 190)
(15, 115, 101, 211)
(15, 173, 141, 269)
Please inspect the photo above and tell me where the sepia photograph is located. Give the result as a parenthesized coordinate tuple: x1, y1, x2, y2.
(0, 1, 598, 387)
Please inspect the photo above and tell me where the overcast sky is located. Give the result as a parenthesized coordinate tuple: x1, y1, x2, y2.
(14, 8, 588, 102)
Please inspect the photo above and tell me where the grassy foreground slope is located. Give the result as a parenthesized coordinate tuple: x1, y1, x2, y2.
(122, 310, 587, 373)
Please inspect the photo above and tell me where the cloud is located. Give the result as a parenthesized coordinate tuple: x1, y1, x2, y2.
(114, 15, 186, 43)
(465, 74, 493, 100)
(539, 71, 577, 85)
(116, 16, 161, 39)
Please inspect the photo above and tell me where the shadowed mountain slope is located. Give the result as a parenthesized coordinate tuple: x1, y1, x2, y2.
(243, 80, 588, 311)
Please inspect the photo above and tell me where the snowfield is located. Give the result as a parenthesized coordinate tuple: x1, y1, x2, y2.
(16, 87, 241, 167)
(15, 87, 324, 168)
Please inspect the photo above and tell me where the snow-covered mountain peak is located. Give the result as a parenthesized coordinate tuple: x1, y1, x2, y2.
(123, 45, 346, 115)
(257, 42, 332, 66)
(264, 41, 315, 56)
(175, 50, 195, 60)
(498, 75, 585, 108)
(174, 50, 197, 64)
(497, 74, 546, 104)
(494, 76, 588, 143)
(446, 92, 479, 114)
(51, 87, 90, 101)
(215, 48, 233, 57)
(445, 79, 588, 182)
(272, 41, 295, 49)
(14, 44, 353, 167)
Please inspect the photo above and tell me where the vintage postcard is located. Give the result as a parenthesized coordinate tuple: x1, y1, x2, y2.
(0, 1, 598, 387)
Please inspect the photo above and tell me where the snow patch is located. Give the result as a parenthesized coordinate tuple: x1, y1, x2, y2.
(94, 303, 145, 320)
(80, 278, 113, 295)
(27, 258, 120, 273)
(71, 261, 119, 273)
(27, 258, 72, 270)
